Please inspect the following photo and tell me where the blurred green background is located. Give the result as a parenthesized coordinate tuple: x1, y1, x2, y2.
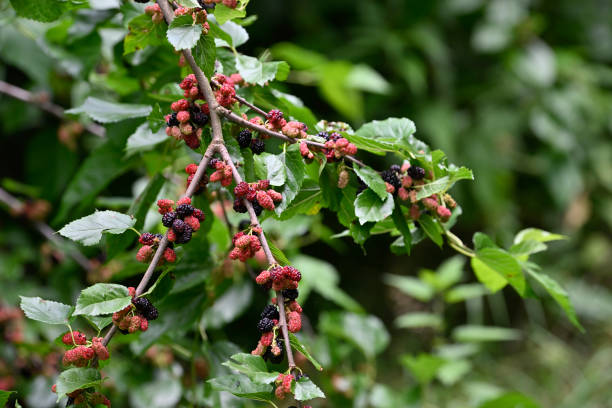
(1, 0, 611, 407)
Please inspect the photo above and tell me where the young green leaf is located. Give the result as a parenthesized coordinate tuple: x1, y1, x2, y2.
(59, 210, 136, 246)
(213, 2, 248, 25)
(293, 377, 325, 401)
(55, 368, 102, 402)
(20, 296, 72, 325)
(235, 54, 289, 86)
(167, 14, 203, 50)
(471, 256, 508, 293)
(73, 283, 132, 316)
(354, 190, 394, 224)
(514, 228, 566, 244)
(66, 97, 152, 123)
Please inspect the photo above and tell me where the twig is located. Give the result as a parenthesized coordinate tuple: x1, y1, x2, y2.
(0, 80, 106, 138)
(0, 187, 93, 272)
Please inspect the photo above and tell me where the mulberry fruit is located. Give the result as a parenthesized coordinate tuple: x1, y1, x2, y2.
(250, 139, 265, 155)
(251, 201, 263, 216)
(166, 112, 179, 127)
(62, 331, 87, 346)
(257, 317, 275, 332)
(282, 288, 299, 301)
(261, 304, 279, 320)
(175, 225, 193, 244)
(237, 129, 252, 148)
(172, 218, 186, 233)
(233, 199, 247, 213)
(162, 212, 176, 228)
(407, 165, 426, 180)
(192, 111, 209, 127)
(381, 168, 401, 191)
(136, 245, 154, 262)
(176, 204, 194, 218)
(234, 181, 250, 198)
(256, 190, 275, 211)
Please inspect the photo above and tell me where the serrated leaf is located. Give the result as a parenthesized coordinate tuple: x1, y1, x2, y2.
(354, 166, 387, 200)
(293, 378, 325, 401)
(167, 14, 202, 50)
(66, 97, 152, 123)
(353, 117, 425, 157)
(9, 0, 65, 22)
(452, 325, 521, 342)
(211, 19, 248, 48)
(254, 153, 285, 186)
(147, 103, 165, 133)
(124, 13, 167, 55)
(395, 312, 442, 329)
(415, 167, 473, 200)
(208, 374, 273, 401)
(84, 315, 113, 332)
(476, 248, 526, 296)
(354, 190, 394, 225)
(289, 333, 323, 371)
(525, 265, 583, 331)
(235, 54, 290, 86)
(126, 123, 167, 156)
(73, 283, 131, 316)
(20, 296, 72, 325)
(59, 210, 136, 246)
(194, 34, 217, 77)
(275, 146, 305, 214)
(55, 368, 102, 401)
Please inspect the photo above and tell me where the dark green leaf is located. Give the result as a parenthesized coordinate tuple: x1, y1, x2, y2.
(268, 241, 290, 266)
(73, 283, 131, 316)
(417, 214, 443, 247)
(194, 34, 217, 78)
(9, 0, 65, 22)
(55, 368, 102, 402)
(20, 296, 72, 325)
(391, 202, 412, 254)
(354, 166, 387, 200)
(84, 315, 113, 332)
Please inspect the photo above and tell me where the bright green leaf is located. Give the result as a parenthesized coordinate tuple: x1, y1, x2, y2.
(354, 166, 387, 200)
(20, 296, 72, 325)
(59, 210, 136, 246)
(73, 283, 131, 316)
(167, 14, 202, 50)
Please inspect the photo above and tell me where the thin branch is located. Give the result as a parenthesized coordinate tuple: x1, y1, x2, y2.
(0, 80, 106, 138)
(0, 187, 93, 272)
(211, 80, 268, 117)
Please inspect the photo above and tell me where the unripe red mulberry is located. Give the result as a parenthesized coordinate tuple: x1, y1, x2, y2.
(129, 316, 141, 333)
(398, 187, 410, 201)
(267, 189, 283, 202)
(436, 206, 452, 222)
(234, 181, 250, 198)
(91, 337, 109, 360)
(163, 247, 176, 263)
(257, 179, 270, 190)
(140, 318, 149, 332)
(287, 311, 302, 333)
(136, 245, 153, 263)
(256, 190, 275, 210)
(256, 270, 271, 285)
(177, 110, 190, 123)
(422, 197, 438, 211)
(167, 229, 177, 242)
(184, 215, 200, 231)
(62, 331, 87, 345)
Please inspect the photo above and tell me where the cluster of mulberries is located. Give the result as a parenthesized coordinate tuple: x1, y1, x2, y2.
(282, 121, 308, 139)
(236, 129, 265, 155)
(385, 162, 456, 222)
(255, 266, 302, 292)
(251, 305, 283, 363)
(165, 75, 210, 150)
(159, 197, 205, 244)
(51, 385, 111, 407)
(233, 180, 283, 214)
(299, 131, 358, 162)
(200, 0, 238, 9)
(174, 6, 210, 34)
(229, 230, 262, 262)
(60, 331, 109, 367)
(209, 159, 234, 187)
(112, 288, 158, 334)
(184, 163, 208, 194)
(274, 373, 295, 400)
(136, 232, 176, 264)
(144, 4, 163, 23)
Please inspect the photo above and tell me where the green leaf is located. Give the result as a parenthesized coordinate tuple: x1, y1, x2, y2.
(476, 248, 526, 296)
(235, 54, 290, 86)
(277, 180, 322, 220)
(9, 0, 65, 22)
(106, 174, 165, 259)
(383, 275, 434, 302)
(391, 204, 412, 254)
(211, 19, 248, 48)
(0, 390, 16, 406)
(55, 368, 102, 401)
(66, 97, 152, 123)
(213, 3, 248, 25)
(401, 353, 446, 384)
(208, 374, 273, 401)
(167, 14, 202, 50)
(59, 210, 136, 246)
(424, 256, 465, 291)
(274, 146, 305, 214)
(254, 153, 285, 186)
(176, 0, 200, 7)
(125, 123, 167, 156)
(415, 167, 474, 200)
(354, 166, 387, 200)
(395, 312, 442, 329)
(319, 61, 363, 121)
(417, 214, 443, 247)
(353, 117, 425, 156)
(200, 281, 252, 329)
(84, 315, 113, 332)
(525, 265, 583, 331)
(73, 283, 132, 316)
(445, 284, 488, 303)
(293, 378, 325, 401)
(147, 103, 165, 133)
(514, 228, 566, 244)
(471, 257, 507, 293)
(320, 312, 390, 358)
(354, 190, 394, 225)
(478, 392, 540, 408)
(124, 14, 167, 55)
(509, 240, 547, 259)
(194, 34, 217, 78)
(452, 325, 521, 342)
(20, 296, 72, 325)
(221, 353, 279, 384)
(473, 232, 497, 251)
(268, 241, 291, 266)
(289, 333, 323, 371)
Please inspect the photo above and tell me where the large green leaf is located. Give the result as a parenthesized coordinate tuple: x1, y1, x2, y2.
(293, 378, 325, 401)
(20, 296, 72, 325)
(9, 0, 65, 22)
(274, 145, 305, 214)
(167, 14, 202, 50)
(124, 13, 167, 54)
(354, 190, 394, 224)
(66, 97, 152, 123)
(235, 54, 290, 86)
(59, 210, 136, 246)
(354, 166, 387, 200)
(55, 368, 102, 401)
(476, 248, 526, 296)
(73, 283, 132, 316)
(208, 374, 273, 402)
(221, 353, 278, 384)
(254, 153, 285, 186)
(353, 117, 425, 156)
